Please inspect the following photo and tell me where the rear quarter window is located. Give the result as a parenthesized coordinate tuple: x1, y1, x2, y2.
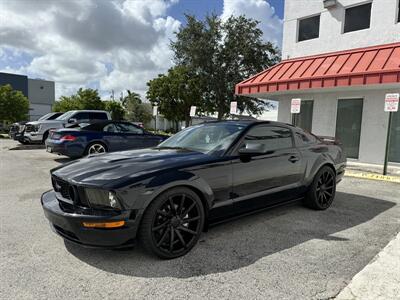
(294, 130, 318, 147)
(89, 112, 108, 120)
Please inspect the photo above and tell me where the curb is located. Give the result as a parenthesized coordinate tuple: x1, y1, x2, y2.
(345, 170, 400, 183)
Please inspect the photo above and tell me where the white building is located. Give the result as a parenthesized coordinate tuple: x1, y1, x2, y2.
(236, 0, 400, 166)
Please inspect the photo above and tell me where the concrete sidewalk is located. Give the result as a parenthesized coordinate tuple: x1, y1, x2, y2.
(347, 161, 400, 176)
(336, 233, 400, 300)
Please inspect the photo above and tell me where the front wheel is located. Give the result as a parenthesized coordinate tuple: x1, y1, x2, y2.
(304, 166, 336, 210)
(139, 187, 205, 259)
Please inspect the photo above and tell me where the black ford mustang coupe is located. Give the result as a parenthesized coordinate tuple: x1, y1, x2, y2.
(41, 121, 346, 259)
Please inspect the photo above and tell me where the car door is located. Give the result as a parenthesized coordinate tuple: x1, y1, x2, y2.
(70, 112, 89, 124)
(142, 132, 164, 148)
(231, 125, 304, 213)
(89, 112, 109, 122)
(101, 123, 126, 151)
(115, 122, 145, 150)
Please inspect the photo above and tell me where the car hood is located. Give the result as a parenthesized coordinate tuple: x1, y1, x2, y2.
(52, 148, 212, 188)
(27, 120, 65, 126)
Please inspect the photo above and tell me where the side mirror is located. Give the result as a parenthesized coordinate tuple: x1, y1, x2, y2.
(68, 118, 77, 124)
(238, 143, 267, 162)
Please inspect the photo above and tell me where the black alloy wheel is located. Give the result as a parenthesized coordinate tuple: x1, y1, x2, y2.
(139, 187, 205, 259)
(304, 166, 336, 210)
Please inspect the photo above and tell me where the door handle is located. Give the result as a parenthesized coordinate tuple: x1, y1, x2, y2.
(288, 155, 299, 163)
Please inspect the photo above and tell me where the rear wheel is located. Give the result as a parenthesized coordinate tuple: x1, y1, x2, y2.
(304, 166, 336, 210)
(85, 142, 107, 155)
(139, 187, 205, 259)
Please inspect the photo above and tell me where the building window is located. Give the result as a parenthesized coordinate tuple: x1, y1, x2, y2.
(343, 3, 372, 33)
(398, 0, 400, 22)
(297, 15, 320, 42)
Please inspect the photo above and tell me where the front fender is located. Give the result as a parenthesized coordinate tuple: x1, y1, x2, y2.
(117, 170, 214, 213)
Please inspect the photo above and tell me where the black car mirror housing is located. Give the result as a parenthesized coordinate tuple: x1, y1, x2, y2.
(238, 143, 267, 162)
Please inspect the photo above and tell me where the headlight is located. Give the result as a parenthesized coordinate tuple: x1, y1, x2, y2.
(84, 188, 122, 210)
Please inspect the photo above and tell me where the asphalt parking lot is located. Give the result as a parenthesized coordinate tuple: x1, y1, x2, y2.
(1, 139, 399, 300)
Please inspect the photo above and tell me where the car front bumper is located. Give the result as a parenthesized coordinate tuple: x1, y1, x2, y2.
(23, 132, 43, 143)
(41, 190, 139, 248)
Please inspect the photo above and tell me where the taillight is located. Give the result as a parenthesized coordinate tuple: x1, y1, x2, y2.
(60, 134, 77, 142)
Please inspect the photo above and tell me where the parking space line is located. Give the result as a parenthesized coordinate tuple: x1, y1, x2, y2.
(345, 170, 400, 184)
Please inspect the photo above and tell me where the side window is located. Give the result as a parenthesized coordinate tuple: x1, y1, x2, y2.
(242, 125, 293, 151)
(116, 123, 144, 134)
(343, 3, 372, 33)
(72, 112, 89, 121)
(103, 123, 118, 133)
(298, 15, 320, 42)
(89, 112, 108, 120)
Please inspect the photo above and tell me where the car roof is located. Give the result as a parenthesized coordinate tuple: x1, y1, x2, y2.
(197, 120, 294, 128)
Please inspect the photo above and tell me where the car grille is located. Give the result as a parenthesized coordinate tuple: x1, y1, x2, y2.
(51, 175, 90, 208)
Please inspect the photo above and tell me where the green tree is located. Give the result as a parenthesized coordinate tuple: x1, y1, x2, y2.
(53, 88, 105, 112)
(122, 90, 152, 124)
(171, 14, 280, 119)
(147, 65, 203, 127)
(104, 100, 125, 120)
(53, 95, 80, 112)
(0, 84, 30, 122)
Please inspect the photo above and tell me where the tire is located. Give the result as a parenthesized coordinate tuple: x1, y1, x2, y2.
(85, 142, 107, 156)
(139, 187, 205, 259)
(42, 131, 49, 144)
(304, 166, 336, 210)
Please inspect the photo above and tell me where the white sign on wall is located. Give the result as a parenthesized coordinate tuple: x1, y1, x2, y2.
(384, 93, 399, 112)
(230, 101, 237, 114)
(291, 98, 301, 114)
(152, 106, 158, 116)
(189, 106, 197, 117)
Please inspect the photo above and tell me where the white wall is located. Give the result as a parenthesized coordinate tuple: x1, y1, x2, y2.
(276, 87, 400, 164)
(28, 78, 55, 105)
(282, 0, 400, 59)
(29, 103, 52, 121)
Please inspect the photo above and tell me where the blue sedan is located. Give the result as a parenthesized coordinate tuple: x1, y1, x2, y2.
(45, 121, 168, 158)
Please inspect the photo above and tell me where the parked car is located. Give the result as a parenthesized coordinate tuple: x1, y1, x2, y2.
(41, 121, 346, 259)
(22, 110, 111, 144)
(9, 112, 64, 143)
(45, 121, 168, 158)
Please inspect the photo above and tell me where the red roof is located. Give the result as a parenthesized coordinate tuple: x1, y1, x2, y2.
(235, 42, 400, 96)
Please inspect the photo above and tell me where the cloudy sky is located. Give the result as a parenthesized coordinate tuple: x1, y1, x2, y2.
(0, 0, 284, 100)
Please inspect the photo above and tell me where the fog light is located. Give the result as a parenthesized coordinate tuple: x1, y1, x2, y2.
(82, 221, 125, 228)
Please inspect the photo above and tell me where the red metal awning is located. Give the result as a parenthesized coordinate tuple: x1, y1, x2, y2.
(235, 42, 400, 96)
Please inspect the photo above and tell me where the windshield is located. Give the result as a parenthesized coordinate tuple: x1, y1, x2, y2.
(157, 123, 246, 155)
(55, 111, 76, 121)
(38, 113, 53, 121)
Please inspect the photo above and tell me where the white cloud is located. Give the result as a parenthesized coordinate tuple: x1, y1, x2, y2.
(0, 0, 180, 99)
(0, 0, 282, 101)
(221, 0, 283, 46)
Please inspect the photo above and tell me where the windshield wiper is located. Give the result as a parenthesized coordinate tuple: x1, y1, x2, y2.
(155, 146, 192, 151)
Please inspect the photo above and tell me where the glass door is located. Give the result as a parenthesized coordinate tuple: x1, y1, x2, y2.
(335, 99, 363, 159)
(293, 100, 314, 132)
(389, 111, 400, 163)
